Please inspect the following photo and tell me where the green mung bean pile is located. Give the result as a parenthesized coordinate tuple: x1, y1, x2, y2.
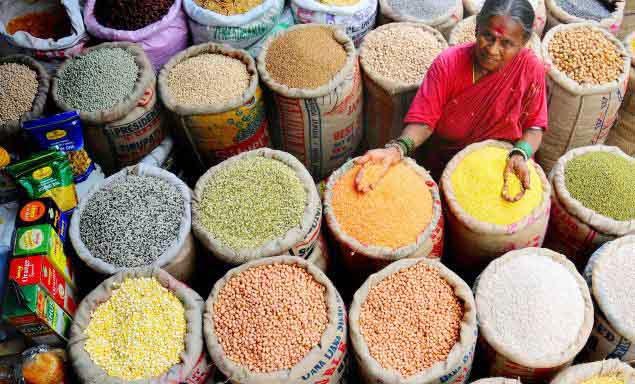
(198, 157, 307, 250)
(565, 152, 635, 221)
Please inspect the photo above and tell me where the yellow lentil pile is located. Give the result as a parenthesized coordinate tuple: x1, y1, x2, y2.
(580, 375, 624, 384)
(450, 146, 543, 225)
(213, 264, 328, 373)
(331, 162, 433, 249)
(359, 262, 463, 377)
(549, 26, 624, 85)
(195, 0, 263, 15)
(265, 26, 347, 89)
(84, 278, 186, 380)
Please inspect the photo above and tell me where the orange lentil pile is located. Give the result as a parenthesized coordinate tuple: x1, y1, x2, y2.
(213, 264, 328, 373)
(331, 162, 433, 248)
(359, 262, 463, 377)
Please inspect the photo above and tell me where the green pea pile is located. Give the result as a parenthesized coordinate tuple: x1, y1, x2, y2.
(565, 151, 635, 221)
(198, 156, 307, 250)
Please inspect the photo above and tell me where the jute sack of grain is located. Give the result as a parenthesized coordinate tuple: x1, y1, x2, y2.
(0, 55, 48, 153)
(361, 23, 447, 149)
(192, 148, 322, 265)
(378, 0, 463, 38)
(184, 0, 284, 48)
(440, 140, 551, 275)
(537, 23, 631, 174)
(69, 164, 196, 283)
(474, 248, 594, 384)
(257, 25, 363, 179)
(605, 32, 635, 155)
(204, 256, 348, 384)
(472, 379, 522, 384)
(550, 360, 635, 384)
(349, 258, 477, 384)
(324, 157, 444, 278)
(463, 0, 546, 36)
(542, 145, 635, 268)
(158, 43, 270, 169)
(307, 231, 331, 273)
(578, 236, 635, 362)
(51, 42, 167, 175)
(545, 0, 625, 35)
(68, 267, 213, 384)
(290, 0, 378, 47)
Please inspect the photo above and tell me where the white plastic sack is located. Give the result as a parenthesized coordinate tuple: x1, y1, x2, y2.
(247, 6, 295, 58)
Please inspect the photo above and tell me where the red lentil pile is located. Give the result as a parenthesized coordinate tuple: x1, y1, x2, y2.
(359, 262, 463, 377)
(213, 264, 328, 372)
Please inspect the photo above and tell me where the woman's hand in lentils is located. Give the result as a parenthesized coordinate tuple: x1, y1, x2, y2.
(506, 153, 531, 190)
(354, 147, 402, 193)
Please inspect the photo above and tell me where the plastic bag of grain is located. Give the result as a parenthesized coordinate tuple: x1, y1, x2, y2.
(290, 0, 378, 47)
(349, 258, 477, 384)
(307, 231, 331, 273)
(537, 23, 630, 173)
(463, 0, 546, 36)
(257, 24, 363, 179)
(360, 23, 447, 149)
(193, 148, 322, 265)
(378, 0, 463, 38)
(184, 0, 284, 48)
(204, 255, 347, 383)
(0, 55, 48, 152)
(51, 42, 166, 175)
(158, 43, 270, 169)
(605, 32, 635, 155)
(542, 145, 635, 268)
(474, 248, 594, 384)
(69, 164, 196, 282)
(69, 267, 212, 384)
(440, 140, 551, 277)
(247, 6, 295, 58)
(545, 0, 625, 35)
(550, 360, 635, 384)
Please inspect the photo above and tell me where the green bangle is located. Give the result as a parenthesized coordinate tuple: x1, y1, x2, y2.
(514, 140, 533, 159)
(397, 137, 415, 156)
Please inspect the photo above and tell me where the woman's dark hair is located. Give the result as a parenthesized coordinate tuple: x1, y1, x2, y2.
(476, 0, 535, 39)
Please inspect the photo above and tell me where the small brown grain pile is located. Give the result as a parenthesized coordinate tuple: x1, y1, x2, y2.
(362, 25, 446, 85)
(549, 26, 624, 85)
(359, 262, 463, 377)
(167, 53, 250, 106)
(213, 264, 328, 373)
(265, 27, 347, 89)
(0, 63, 38, 123)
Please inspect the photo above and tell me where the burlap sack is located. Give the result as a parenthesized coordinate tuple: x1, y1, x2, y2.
(378, 0, 463, 38)
(474, 248, 594, 384)
(360, 23, 447, 149)
(68, 267, 212, 384)
(440, 140, 551, 275)
(605, 32, 635, 155)
(550, 360, 635, 384)
(257, 24, 363, 179)
(324, 157, 444, 281)
(471, 379, 522, 384)
(578, 236, 635, 362)
(463, 0, 546, 36)
(543, 145, 635, 268)
(69, 164, 196, 283)
(349, 258, 477, 384)
(51, 42, 166, 175)
(537, 23, 631, 174)
(203, 256, 348, 383)
(0, 55, 48, 152)
(545, 0, 625, 35)
(192, 148, 322, 265)
(158, 44, 269, 169)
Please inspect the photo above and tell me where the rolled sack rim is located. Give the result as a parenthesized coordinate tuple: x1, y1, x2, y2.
(323, 156, 443, 261)
(378, 0, 463, 28)
(552, 144, 635, 236)
(542, 22, 631, 96)
(348, 257, 478, 383)
(158, 42, 259, 116)
(191, 148, 321, 265)
(544, 0, 625, 28)
(474, 247, 594, 369)
(550, 359, 635, 384)
(202, 255, 345, 383)
(290, 0, 374, 17)
(626, 31, 634, 68)
(183, 0, 275, 27)
(440, 139, 552, 236)
(359, 22, 448, 95)
(471, 378, 523, 384)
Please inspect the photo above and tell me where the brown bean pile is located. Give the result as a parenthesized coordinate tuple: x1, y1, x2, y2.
(213, 264, 328, 373)
(265, 26, 347, 89)
(95, 0, 174, 31)
(549, 26, 624, 85)
(0, 63, 38, 123)
(359, 262, 463, 377)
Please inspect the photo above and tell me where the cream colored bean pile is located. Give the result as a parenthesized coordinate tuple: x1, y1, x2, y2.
(549, 27, 624, 85)
(362, 25, 446, 85)
(167, 53, 250, 106)
(452, 17, 477, 45)
(213, 264, 328, 373)
(0, 63, 38, 123)
(359, 263, 463, 377)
